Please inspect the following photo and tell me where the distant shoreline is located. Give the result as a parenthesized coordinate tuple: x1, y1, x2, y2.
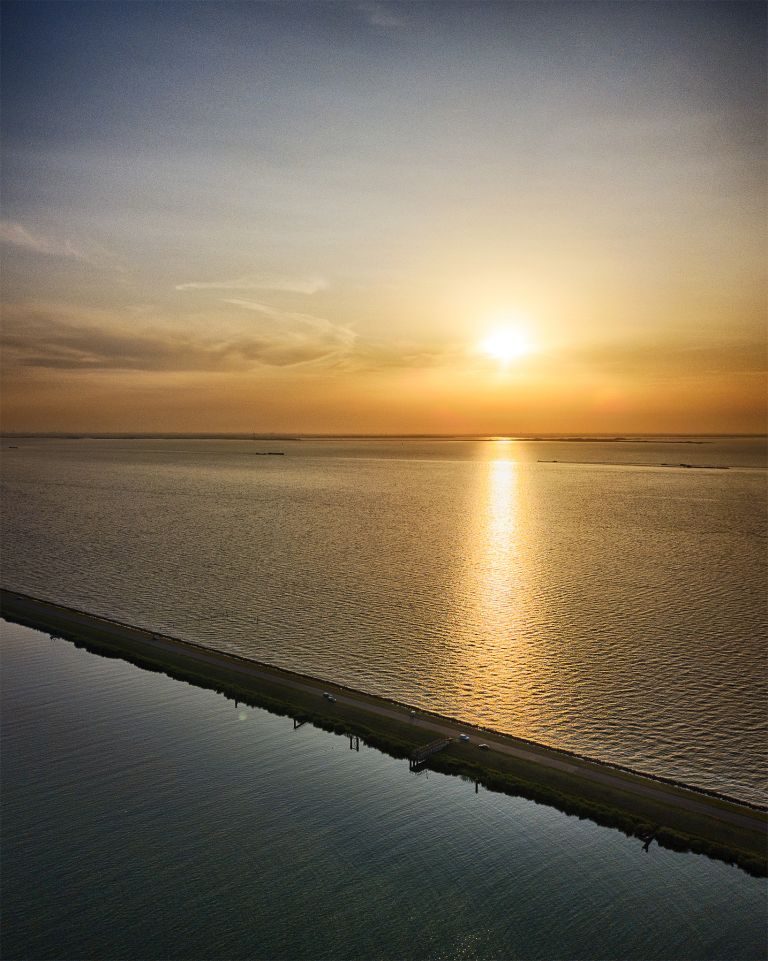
(2, 587, 765, 877)
(539, 460, 731, 470)
(2, 433, 766, 442)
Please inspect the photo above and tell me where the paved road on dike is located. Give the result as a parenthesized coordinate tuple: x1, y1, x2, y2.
(3, 590, 765, 836)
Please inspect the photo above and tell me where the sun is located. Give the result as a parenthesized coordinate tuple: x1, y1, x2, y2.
(478, 327, 532, 366)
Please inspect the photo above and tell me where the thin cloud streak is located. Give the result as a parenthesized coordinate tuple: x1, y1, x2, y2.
(1, 303, 353, 372)
(223, 297, 354, 339)
(0, 220, 118, 268)
(1, 221, 87, 261)
(175, 274, 328, 294)
(1, 302, 459, 375)
(356, 2, 404, 28)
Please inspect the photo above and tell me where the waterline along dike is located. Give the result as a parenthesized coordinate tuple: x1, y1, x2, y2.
(4, 615, 765, 961)
(3, 588, 765, 879)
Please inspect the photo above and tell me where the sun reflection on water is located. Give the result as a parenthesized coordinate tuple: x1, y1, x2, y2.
(478, 445, 523, 636)
(451, 440, 543, 735)
(487, 454, 518, 592)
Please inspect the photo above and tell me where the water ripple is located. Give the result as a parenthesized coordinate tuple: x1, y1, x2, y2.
(2, 438, 766, 803)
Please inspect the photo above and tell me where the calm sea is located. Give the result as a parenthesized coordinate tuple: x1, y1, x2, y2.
(1, 437, 766, 803)
(2, 619, 766, 961)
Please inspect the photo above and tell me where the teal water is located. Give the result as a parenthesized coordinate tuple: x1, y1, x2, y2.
(2, 619, 766, 961)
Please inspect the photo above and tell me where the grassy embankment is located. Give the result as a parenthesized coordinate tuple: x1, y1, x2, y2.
(2, 590, 765, 878)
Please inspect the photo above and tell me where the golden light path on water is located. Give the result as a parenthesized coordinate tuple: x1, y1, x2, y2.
(457, 439, 547, 737)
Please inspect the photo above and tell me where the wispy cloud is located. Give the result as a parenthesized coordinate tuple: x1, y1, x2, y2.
(1, 302, 353, 372)
(222, 298, 355, 365)
(175, 274, 328, 294)
(223, 300, 462, 371)
(0, 221, 87, 261)
(356, 2, 404, 28)
(1, 299, 464, 377)
(0, 220, 119, 268)
(335, 339, 463, 372)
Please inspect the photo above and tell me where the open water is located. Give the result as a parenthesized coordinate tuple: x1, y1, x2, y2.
(1, 436, 766, 803)
(1, 619, 766, 961)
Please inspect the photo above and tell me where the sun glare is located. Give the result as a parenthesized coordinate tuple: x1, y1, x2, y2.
(478, 328, 532, 366)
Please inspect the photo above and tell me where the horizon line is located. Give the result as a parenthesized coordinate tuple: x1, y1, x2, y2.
(2, 432, 766, 440)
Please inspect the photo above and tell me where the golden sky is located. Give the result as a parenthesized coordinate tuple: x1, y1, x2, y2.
(1, 2, 765, 434)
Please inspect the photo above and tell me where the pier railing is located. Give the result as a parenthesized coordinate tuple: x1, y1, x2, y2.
(409, 738, 451, 770)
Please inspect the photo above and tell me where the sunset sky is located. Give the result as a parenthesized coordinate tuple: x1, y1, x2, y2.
(1, 1, 765, 434)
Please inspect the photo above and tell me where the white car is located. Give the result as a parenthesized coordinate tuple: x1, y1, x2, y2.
(458, 734, 470, 743)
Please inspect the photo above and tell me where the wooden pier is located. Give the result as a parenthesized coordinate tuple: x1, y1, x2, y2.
(409, 737, 451, 770)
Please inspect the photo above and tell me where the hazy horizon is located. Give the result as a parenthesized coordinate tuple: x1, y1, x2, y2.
(3, 430, 766, 439)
